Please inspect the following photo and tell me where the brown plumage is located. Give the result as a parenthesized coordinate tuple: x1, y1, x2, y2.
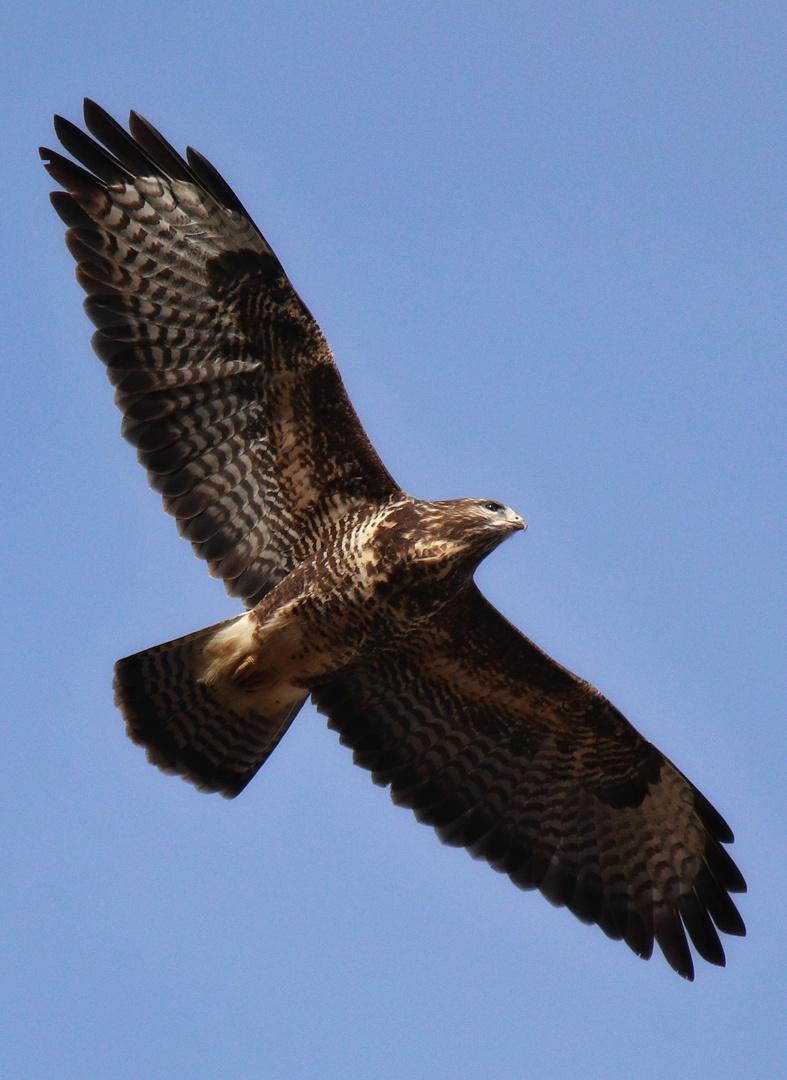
(42, 100, 746, 980)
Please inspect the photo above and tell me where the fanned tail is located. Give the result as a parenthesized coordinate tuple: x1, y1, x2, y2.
(114, 615, 306, 797)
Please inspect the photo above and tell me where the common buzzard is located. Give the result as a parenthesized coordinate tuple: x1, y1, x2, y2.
(41, 101, 745, 980)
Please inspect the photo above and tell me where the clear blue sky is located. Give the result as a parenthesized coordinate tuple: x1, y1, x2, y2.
(2, 3, 785, 1077)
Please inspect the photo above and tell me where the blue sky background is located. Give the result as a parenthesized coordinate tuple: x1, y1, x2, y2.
(2, 3, 785, 1077)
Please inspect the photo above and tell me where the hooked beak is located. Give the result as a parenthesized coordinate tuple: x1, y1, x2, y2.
(506, 510, 527, 533)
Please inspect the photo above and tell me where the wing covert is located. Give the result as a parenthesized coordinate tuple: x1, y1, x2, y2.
(41, 100, 399, 607)
(313, 584, 746, 979)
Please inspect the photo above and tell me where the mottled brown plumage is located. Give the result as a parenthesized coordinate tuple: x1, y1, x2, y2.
(42, 101, 745, 980)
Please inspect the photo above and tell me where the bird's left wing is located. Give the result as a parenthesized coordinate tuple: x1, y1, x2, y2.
(313, 583, 745, 979)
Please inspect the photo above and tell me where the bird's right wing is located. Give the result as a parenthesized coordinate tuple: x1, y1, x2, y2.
(41, 101, 400, 608)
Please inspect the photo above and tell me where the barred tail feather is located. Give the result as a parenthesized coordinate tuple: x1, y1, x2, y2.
(114, 615, 306, 797)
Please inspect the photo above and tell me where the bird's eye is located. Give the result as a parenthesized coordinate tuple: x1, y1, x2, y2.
(482, 501, 505, 513)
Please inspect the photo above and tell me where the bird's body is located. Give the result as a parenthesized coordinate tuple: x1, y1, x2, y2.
(42, 101, 746, 979)
(117, 495, 525, 796)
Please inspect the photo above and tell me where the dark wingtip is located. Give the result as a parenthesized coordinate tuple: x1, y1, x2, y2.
(53, 113, 130, 184)
(48, 190, 91, 228)
(186, 145, 250, 218)
(127, 109, 193, 181)
(694, 787, 735, 845)
(82, 99, 156, 176)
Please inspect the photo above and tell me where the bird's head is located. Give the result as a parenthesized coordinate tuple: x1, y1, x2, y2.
(441, 498, 526, 563)
(382, 497, 526, 577)
(465, 499, 527, 535)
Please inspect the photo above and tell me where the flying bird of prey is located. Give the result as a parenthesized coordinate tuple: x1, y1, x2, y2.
(41, 100, 745, 980)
